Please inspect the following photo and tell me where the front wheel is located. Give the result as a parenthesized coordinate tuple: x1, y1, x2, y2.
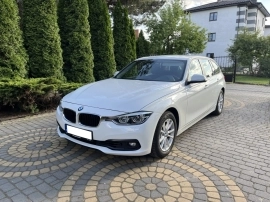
(212, 90, 224, 115)
(150, 111, 177, 158)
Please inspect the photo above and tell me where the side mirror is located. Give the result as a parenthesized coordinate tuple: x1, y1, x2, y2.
(187, 74, 206, 85)
(113, 71, 119, 77)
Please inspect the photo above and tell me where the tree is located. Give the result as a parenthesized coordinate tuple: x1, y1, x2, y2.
(257, 36, 270, 77)
(228, 30, 270, 77)
(88, 0, 116, 81)
(23, 0, 64, 80)
(136, 30, 150, 58)
(228, 30, 261, 73)
(0, 0, 27, 78)
(58, 0, 94, 83)
(129, 20, 137, 60)
(146, 0, 207, 55)
(107, 0, 166, 25)
(113, 1, 133, 70)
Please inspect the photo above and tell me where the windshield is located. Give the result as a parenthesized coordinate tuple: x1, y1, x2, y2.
(114, 59, 187, 82)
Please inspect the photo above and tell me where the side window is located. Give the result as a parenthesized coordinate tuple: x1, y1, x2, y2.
(199, 59, 213, 78)
(188, 59, 203, 81)
(209, 12, 218, 21)
(210, 60, 221, 75)
(206, 53, 214, 58)
(208, 33, 216, 42)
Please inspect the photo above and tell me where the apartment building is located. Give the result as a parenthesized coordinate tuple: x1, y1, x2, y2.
(186, 0, 270, 57)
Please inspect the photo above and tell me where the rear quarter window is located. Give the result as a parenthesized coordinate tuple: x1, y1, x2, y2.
(210, 60, 221, 75)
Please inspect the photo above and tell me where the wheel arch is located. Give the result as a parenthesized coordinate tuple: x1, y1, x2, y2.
(166, 107, 179, 131)
(221, 87, 225, 94)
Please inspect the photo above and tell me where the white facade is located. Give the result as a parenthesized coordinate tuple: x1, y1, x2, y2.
(255, 9, 266, 34)
(188, 0, 270, 57)
(190, 6, 239, 56)
(265, 26, 270, 36)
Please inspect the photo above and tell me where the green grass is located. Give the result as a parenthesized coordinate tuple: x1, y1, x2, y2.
(235, 75, 270, 85)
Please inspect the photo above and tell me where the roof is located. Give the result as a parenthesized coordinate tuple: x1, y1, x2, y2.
(136, 55, 208, 60)
(186, 0, 270, 17)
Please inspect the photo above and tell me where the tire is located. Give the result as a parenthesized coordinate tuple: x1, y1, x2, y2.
(212, 90, 224, 116)
(150, 111, 177, 158)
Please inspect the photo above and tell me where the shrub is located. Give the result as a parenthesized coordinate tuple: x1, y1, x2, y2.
(0, 78, 82, 113)
(58, 0, 95, 83)
(113, 1, 134, 70)
(0, 67, 14, 79)
(88, 0, 116, 81)
(136, 30, 150, 58)
(129, 20, 136, 60)
(0, 0, 28, 78)
(258, 57, 270, 78)
(23, 0, 64, 80)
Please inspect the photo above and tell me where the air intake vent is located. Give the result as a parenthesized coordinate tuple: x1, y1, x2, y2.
(79, 113, 100, 127)
(63, 108, 76, 123)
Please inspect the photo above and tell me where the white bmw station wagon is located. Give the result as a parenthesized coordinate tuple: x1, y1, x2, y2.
(56, 55, 225, 158)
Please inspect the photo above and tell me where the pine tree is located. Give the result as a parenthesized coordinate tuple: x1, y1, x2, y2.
(88, 0, 116, 81)
(129, 20, 136, 60)
(136, 30, 150, 58)
(23, 0, 64, 80)
(0, 0, 27, 78)
(58, 0, 94, 83)
(113, 1, 133, 70)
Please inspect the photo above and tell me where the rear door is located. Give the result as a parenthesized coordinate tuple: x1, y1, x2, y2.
(209, 59, 224, 103)
(199, 58, 217, 110)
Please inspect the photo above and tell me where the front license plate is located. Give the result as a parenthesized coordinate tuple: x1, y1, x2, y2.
(66, 125, 92, 140)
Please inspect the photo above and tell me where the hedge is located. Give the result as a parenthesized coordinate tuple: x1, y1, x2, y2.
(0, 78, 83, 113)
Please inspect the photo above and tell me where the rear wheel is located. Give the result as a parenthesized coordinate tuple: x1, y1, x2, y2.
(150, 111, 177, 158)
(212, 90, 224, 115)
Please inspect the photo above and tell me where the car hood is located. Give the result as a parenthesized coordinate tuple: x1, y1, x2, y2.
(63, 78, 180, 112)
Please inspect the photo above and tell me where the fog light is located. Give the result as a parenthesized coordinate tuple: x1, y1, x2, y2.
(129, 142, 137, 147)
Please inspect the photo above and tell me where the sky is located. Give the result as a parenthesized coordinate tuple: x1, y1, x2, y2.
(184, 0, 270, 25)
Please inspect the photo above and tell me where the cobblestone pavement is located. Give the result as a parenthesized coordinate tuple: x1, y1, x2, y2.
(0, 84, 269, 202)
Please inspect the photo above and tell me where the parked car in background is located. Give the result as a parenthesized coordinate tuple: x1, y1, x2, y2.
(56, 55, 226, 158)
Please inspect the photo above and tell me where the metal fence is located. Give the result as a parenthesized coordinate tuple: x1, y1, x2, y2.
(213, 56, 237, 82)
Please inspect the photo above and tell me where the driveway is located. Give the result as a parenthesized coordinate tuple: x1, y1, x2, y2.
(0, 84, 269, 202)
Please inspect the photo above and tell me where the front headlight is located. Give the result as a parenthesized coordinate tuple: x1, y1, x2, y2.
(59, 100, 63, 112)
(107, 111, 152, 125)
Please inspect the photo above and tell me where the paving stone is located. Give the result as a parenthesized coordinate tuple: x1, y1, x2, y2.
(1, 183, 16, 192)
(254, 184, 266, 192)
(15, 181, 31, 190)
(6, 189, 20, 198)
(30, 178, 43, 187)
(194, 193, 207, 200)
(255, 190, 270, 200)
(1, 84, 270, 201)
(11, 193, 29, 202)
(22, 187, 37, 195)
(28, 192, 46, 202)
(1, 198, 12, 202)
(235, 178, 253, 187)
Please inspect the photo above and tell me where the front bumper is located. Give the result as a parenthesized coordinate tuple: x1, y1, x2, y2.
(56, 105, 161, 156)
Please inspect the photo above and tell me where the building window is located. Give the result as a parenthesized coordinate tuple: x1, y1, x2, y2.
(206, 53, 214, 58)
(209, 12, 217, 21)
(208, 33, 216, 42)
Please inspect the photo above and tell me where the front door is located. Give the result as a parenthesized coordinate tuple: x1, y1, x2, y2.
(186, 59, 209, 124)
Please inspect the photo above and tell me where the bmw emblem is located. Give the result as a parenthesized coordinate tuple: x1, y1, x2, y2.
(78, 106, 84, 111)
